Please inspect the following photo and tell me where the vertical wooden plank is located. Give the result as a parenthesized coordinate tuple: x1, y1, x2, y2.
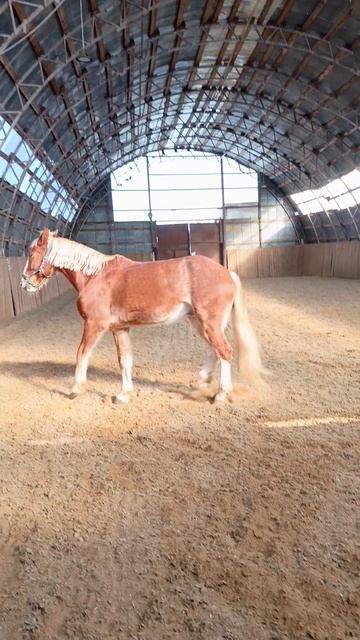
(224, 243, 360, 279)
(39, 276, 59, 305)
(8, 257, 40, 315)
(4, 259, 75, 322)
(55, 272, 71, 295)
(0, 258, 15, 323)
(333, 241, 360, 278)
(301, 241, 360, 278)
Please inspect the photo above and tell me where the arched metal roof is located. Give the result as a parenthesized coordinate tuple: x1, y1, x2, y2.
(0, 0, 359, 251)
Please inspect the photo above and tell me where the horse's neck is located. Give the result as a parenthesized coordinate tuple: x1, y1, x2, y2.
(58, 267, 91, 292)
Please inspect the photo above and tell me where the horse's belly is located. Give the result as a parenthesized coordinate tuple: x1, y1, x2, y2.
(109, 302, 192, 329)
(161, 302, 192, 325)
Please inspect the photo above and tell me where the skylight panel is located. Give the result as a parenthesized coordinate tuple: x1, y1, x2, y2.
(1, 129, 22, 155)
(335, 192, 356, 210)
(0, 115, 76, 221)
(342, 169, 360, 190)
(326, 178, 347, 198)
(290, 168, 360, 215)
(351, 187, 360, 203)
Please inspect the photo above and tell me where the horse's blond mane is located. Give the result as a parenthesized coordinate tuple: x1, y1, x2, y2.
(46, 237, 113, 275)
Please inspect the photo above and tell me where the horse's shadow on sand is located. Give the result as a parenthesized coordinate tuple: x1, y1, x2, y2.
(0, 360, 201, 401)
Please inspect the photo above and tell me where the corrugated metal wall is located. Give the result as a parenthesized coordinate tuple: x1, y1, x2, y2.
(75, 174, 300, 260)
(224, 178, 299, 252)
(76, 185, 152, 259)
(0, 180, 68, 256)
(300, 206, 360, 243)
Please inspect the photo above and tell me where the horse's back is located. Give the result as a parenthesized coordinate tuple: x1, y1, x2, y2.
(79, 253, 236, 328)
(113, 253, 236, 302)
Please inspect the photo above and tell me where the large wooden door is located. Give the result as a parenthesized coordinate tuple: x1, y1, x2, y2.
(189, 223, 221, 262)
(156, 222, 221, 262)
(156, 224, 189, 260)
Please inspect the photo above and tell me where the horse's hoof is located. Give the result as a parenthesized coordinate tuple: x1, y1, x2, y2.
(114, 393, 130, 404)
(213, 390, 229, 405)
(69, 392, 78, 400)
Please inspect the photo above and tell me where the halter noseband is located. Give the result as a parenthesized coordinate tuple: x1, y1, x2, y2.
(23, 257, 51, 288)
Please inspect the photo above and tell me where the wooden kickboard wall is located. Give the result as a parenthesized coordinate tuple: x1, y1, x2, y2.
(1, 243, 359, 324)
(0, 256, 71, 325)
(227, 242, 360, 279)
(0, 253, 152, 325)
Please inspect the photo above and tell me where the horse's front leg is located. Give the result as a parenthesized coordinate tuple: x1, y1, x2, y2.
(113, 329, 133, 404)
(70, 321, 104, 397)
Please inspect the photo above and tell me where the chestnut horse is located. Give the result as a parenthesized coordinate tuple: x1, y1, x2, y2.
(21, 229, 264, 403)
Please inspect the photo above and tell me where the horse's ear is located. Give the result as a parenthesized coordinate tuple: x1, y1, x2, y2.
(38, 228, 49, 246)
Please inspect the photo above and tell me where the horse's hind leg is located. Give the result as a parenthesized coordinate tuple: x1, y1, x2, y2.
(113, 329, 133, 404)
(191, 306, 233, 402)
(188, 317, 218, 388)
(198, 349, 218, 387)
(71, 321, 104, 397)
(216, 359, 233, 404)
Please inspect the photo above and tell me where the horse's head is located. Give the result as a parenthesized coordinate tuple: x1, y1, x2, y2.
(21, 228, 58, 292)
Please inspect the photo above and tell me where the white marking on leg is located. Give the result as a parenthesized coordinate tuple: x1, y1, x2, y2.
(75, 349, 93, 385)
(71, 329, 104, 396)
(215, 359, 233, 403)
(71, 349, 93, 395)
(198, 349, 218, 387)
(122, 352, 134, 393)
(220, 359, 232, 392)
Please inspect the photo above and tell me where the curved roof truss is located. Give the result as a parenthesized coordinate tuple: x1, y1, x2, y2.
(0, 0, 359, 251)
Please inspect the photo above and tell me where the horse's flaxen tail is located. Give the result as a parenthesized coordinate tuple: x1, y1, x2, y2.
(230, 271, 266, 387)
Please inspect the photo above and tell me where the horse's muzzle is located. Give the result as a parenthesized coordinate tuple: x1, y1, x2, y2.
(20, 276, 37, 293)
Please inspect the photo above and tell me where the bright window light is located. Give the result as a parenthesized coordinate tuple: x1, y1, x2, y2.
(0, 115, 76, 221)
(336, 192, 356, 210)
(290, 169, 360, 214)
(326, 178, 347, 198)
(342, 170, 360, 190)
(111, 152, 258, 223)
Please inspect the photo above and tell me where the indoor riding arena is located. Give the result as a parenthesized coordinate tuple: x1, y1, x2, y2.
(0, 2, 359, 639)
